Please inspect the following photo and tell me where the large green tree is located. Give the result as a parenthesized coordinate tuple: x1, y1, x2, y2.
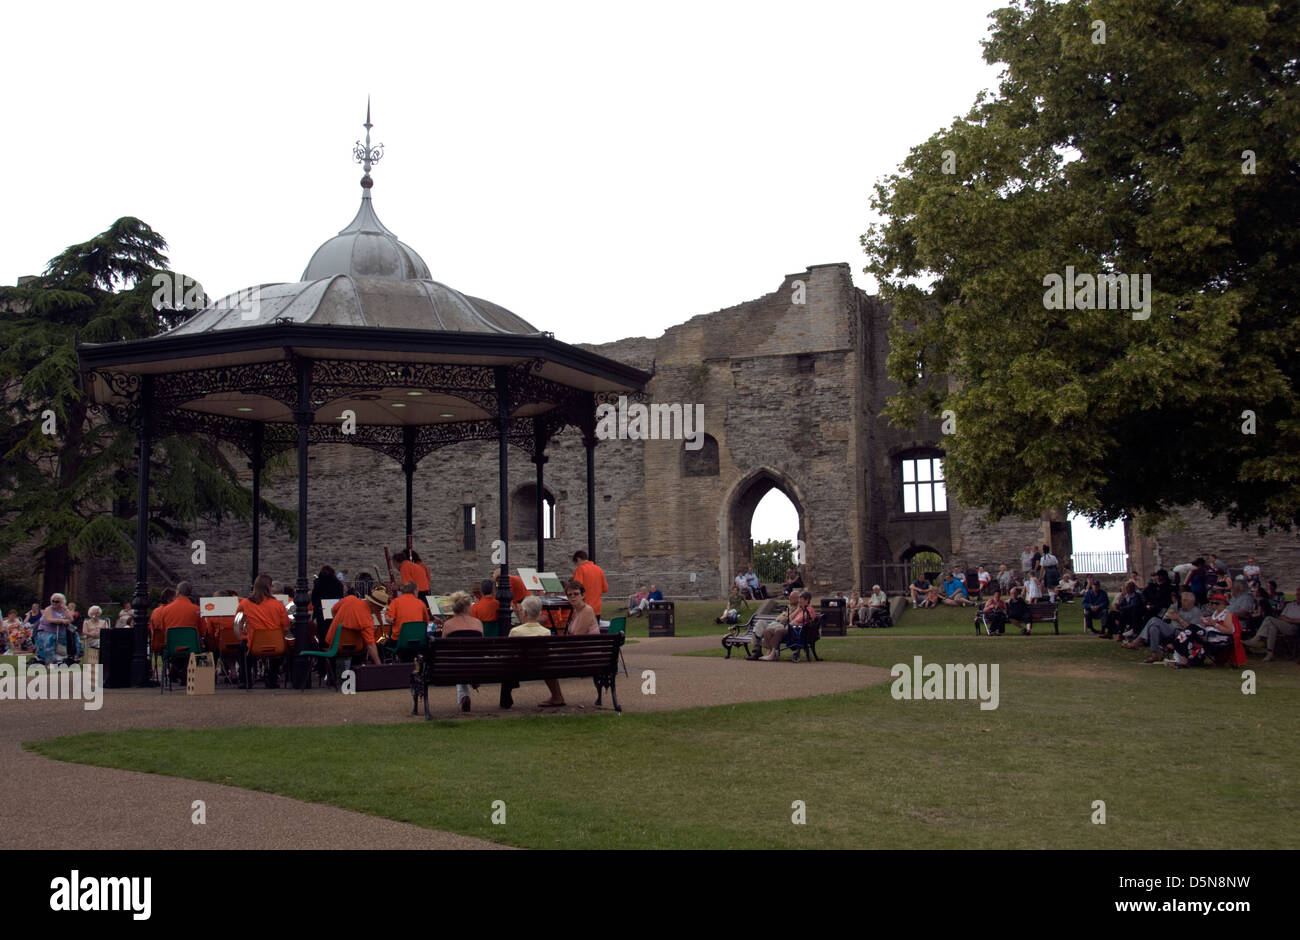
(0, 218, 290, 598)
(863, 0, 1299, 533)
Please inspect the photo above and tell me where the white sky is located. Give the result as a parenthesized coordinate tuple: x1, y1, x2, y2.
(1, 0, 1004, 347)
(5, 1, 1022, 548)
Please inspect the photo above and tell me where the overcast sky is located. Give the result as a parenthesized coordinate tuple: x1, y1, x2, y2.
(5, 0, 1124, 554)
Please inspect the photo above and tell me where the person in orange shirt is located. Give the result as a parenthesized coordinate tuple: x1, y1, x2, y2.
(326, 587, 389, 667)
(156, 582, 203, 684)
(386, 582, 430, 644)
(399, 550, 432, 600)
(571, 550, 609, 619)
(508, 573, 528, 621)
(470, 579, 499, 624)
(237, 575, 293, 688)
(148, 587, 176, 680)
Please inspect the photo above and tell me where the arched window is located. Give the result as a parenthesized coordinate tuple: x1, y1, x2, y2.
(511, 484, 556, 540)
(683, 433, 719, 477)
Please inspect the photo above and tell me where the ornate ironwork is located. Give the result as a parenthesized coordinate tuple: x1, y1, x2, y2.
(152, 361, 300, 411)
(353, 98, 383, 180)
(310, 359, 501, 414)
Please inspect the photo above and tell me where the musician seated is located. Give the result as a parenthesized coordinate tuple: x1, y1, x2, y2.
(156, 581, 203, 683)
(325, 587, 389, 668)
(237, 576, 292, 689)
(385, 582, 431, 649)
(470, 579, 499, 624)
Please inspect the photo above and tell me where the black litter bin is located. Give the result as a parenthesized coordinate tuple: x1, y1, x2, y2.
(818, 598, 846, 636)
(647, 601, 675, 637)
(100, 628, 135, 688)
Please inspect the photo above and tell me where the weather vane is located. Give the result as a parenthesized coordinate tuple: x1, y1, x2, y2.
(353, 96, 384, 187)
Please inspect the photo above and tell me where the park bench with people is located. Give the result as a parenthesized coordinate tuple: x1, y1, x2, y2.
(409, 633, 625, 718)
(974, 600, 1060, 635)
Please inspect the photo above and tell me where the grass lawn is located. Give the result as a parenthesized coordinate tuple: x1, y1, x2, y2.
(28, 594, 1300, 849)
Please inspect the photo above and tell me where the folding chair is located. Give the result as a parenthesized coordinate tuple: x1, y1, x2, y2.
(606, 616, 629, 676)
(160, 627, 201, 694)
(242, 628, 288, 690)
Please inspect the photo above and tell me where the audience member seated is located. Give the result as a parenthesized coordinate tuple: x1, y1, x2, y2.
(979, 589, 1009, 636)
(996, 564, 1015, 593)
(440, 590, 484, 712)
(735, 572, 754, 600)
(1103, 581, 1144, 640)
(1082, 578, 1109, 634)
(1241, 556, 1262, 588)
(715, 600, 740, 625)
(909, 575, 932, 607)
(1006, 587, 1033, 635)
(781, 569, 804, 596)
(921, 585, 942, 609)
(1055, 571, 1077, 603)
(628, 585, 651, 616)
(744, 567, 768, 600)
(1243, 584, 1300, 662)
(977, 566, 993, 594)
(1127, 591, 1202, 662)
(866, 585, 889, 625)
(942, 575, 975, 607)
(647, 584, 664, 603)
(114, 602, 133, 629)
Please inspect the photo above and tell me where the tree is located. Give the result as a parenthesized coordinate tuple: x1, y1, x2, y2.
(751, 539, 797, 584)
(0, 218, 291, 598)
(862, 0, 1300, 534)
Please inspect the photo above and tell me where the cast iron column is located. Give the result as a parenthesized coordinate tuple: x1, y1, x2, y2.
(402, 425, 416, 546)
(494, 367, 512, 636)
(583, 393, 597, 563)
(130, 375, 155, 687)
(249, 422, 264, 589)
(533, 422, 547, 571)
(290, 357, 315, 687)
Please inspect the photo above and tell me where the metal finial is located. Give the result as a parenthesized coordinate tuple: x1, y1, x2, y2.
(353, 96, 383, 188)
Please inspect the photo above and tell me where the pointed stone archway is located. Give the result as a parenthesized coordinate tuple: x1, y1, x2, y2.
(718, 466, 807, 598)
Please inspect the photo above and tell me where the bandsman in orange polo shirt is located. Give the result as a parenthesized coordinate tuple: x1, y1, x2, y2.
(399, 551, 432, 599)
(327, 587, 388, 666)
(157, 582, 204, 684)
(386, 582, 430, 642)
(237, 575, 292, 688)
(148, 587, 176, 671)
(571, 550, 609, 618)
(470, 579, 499, 624)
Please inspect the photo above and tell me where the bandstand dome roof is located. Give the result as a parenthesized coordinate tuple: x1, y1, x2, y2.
(76, 108, 650, 461)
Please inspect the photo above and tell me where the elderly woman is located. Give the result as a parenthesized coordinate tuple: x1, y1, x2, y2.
(440, 591, 484, 712)
(82, 605, 109, 665)
(115, 602, 134, 628)
(36, 594, 73, 665)
(530, 580, 600, 707)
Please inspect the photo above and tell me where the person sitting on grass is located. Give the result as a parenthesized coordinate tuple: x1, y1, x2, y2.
(1102, 581, 1144, 640)
(909, 575, 932, 607)
(716, 598, 740, 625)
(921, 585, 943, 609)
(1243, 585, 1300, 663)
(782, 569, 804, 596)
(1006, 587, 1033, 635)
(979, 589, 1009, 636)
(942, 575, 975, 607)
(628, 585, 651, 616)
(1127, 591, 1202, 663)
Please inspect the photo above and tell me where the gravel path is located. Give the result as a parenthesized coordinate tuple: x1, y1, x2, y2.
(0, 637, 889, 849)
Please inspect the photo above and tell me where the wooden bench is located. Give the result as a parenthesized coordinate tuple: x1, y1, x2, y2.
(410, 634, 625, 719)
(974, 601, 1059, 635)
